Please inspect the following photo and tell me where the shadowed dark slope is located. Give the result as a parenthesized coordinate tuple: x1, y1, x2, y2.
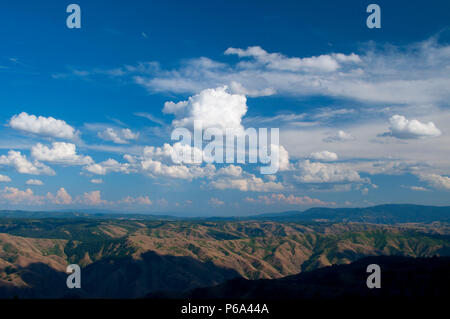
(147, 256, 450, 299)
(0, 251, 241, 299)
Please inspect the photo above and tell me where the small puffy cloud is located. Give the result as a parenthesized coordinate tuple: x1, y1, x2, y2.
(271, 144, 291, 171)
(245, 193, 333, 206)
(123, 154, 137, 163)
(1, 187, 43, 205)
(9, 112, 77, 139)
(210, 173, 284, 192)
(294, 160, 364, 183)
(0, 150, 55, 175)
(163, 86, 247, 133)
(309, 150, 338, 161)
(76, 190, 107, 205)
(209, 197, 224, 206)
(140, 139, 289, 178)
(84, 158, 133, 175)
(143, 143, 204, 165)
(31, 142, 93, 165)
(26, 179, 43, 186)
(382, 115, 441, 139)
(47, 187, 72, 205)
(121, 128, 139, 140)
(216, 165, 242, 177)
(0, 175, 11, 182)
(333, 53, 362, 63)
(417, 173, 450, 190)
(98, 127, 139, 144)
(119, 195, 152, 205)
(141, 159, 211, 180)
(140, 145, 216, 180)
(323, 130, 355, 143)
(90, 178, 103, 184)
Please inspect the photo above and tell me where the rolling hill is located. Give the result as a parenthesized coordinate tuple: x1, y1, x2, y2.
(0, 214, 448, 298)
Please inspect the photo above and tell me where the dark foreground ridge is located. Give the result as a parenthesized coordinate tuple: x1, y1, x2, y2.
(147, 255, 450, 299)
(2, 254, 448, 299)
(1, 256, 447, 318)
(0, 251, 240, 299)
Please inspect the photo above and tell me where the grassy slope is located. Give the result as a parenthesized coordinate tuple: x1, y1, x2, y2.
(0, 219, 448, 283)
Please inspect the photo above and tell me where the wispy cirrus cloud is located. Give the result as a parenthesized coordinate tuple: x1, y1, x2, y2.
(123, 39, 450, 109)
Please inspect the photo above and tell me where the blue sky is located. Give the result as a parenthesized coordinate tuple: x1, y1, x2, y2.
(0, 0, 449, 215)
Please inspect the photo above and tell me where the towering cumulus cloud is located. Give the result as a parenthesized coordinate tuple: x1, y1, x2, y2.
(163, 86, 247, 133)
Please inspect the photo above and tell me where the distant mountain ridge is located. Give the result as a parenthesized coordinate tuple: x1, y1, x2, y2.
(248, 204, 450, 224)
(1, 204, 449, 224)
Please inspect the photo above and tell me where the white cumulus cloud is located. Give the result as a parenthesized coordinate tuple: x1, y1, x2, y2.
(98, 127, 139, 144)
(163, 86, 247, 133)
(309, 150, 338, 161)
(119, 195, 152, 205)
(9, 112, 77, 139)
(83, 158, 134, 175)
(0, 175, 11, 182)
(1, 187, 43, 205)
(383, 115, 442, 139)
(294, 160, 365, 183)
(47, 187, 73, 204)
(0, 150, 55, 175)
(76, 190, 108, 206)
(417, 173, 450, 190)
(210, 173, 284, 192)
(26, 179, 43, 186)
(31, 142, 93, 165)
